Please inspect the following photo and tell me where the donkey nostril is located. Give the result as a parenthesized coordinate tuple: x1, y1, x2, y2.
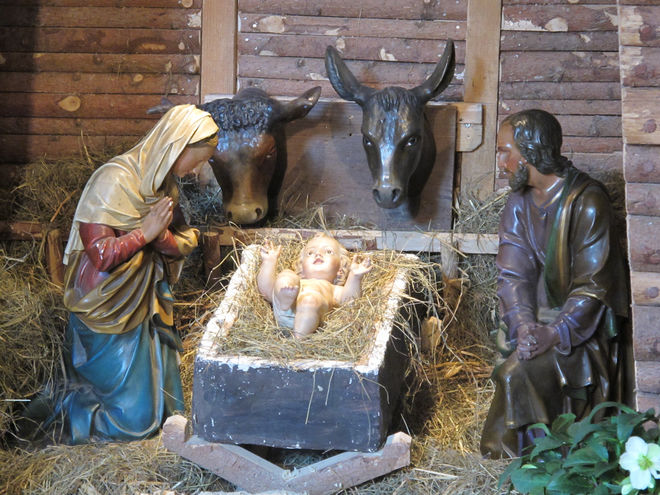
(255, 207, 263, 218)
(226, 211, 233, 220)
(372, 189, 381, 202)
(392, 188, 401, 203)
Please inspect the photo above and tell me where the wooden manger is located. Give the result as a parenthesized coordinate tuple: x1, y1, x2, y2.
(192, 244, 421, 452)
(164, 243, 424, 493)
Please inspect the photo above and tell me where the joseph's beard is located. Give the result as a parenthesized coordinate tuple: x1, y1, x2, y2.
(509, 163, 530, 192)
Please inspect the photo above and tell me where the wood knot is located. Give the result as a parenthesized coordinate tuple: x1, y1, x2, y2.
(642, 119, 657, 134)
(640, 24, 657, 43)
(57, 95, 81, 112)
(645, 287, 660, 300)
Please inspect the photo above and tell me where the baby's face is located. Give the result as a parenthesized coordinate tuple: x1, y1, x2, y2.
(300, 236, 342, 282)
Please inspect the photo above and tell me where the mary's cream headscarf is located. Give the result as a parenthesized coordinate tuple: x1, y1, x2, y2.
(64, 104, 218, 264)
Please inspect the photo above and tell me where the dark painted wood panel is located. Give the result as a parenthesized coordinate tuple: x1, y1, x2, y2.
(277, 101, 456, 231)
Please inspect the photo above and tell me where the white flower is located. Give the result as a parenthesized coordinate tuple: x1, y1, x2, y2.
(619, 436, 660, 490)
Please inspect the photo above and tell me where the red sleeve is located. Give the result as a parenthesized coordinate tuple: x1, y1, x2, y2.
(79, 222, 146, 272)
(150, 204, 187, 257)
(151, 229, 184, 257)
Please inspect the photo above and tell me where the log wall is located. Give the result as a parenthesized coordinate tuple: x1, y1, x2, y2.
(619, 1, 660, 412)
(0, 0, 202, 194)
(497, 0, 622, 189)
(235, 0, 466, 101)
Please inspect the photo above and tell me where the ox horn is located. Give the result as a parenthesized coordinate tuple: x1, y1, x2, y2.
(276, 86, 322, 122)
(411, 39, 455, 103)
(325, 46, 375, 106)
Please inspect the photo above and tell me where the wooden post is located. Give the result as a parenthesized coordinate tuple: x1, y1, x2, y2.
(462, 0, 502, 198)
(201, 230, 224, 285)
(201, 0, 237, 99)
(45, 228, 65, 287)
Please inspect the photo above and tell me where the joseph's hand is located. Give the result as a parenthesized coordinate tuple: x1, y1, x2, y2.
(517, 324, 560, 360)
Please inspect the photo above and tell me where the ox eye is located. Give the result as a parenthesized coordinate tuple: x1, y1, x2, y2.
(405, 136, 419, 148)
(363, 136, 374, 148)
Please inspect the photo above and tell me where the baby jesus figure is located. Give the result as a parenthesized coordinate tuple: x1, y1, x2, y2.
(257, 233, 372, 338)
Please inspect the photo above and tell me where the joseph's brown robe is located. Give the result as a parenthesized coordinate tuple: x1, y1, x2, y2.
(480, 167, 629, 458)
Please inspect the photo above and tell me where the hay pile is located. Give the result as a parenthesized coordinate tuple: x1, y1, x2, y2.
(1, 149, 511, 495)
(204, 238, 435, 364)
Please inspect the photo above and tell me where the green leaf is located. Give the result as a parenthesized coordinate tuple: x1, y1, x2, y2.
(563, 446, 607, 467)
(530, 435, 567, 458)
(592, 485, 612, 495)
(498, 457, 523, 489)
(546, 471, 593, 494)
(551, 413, 577, 435)
(592, 460, 620, 479)
(511, 465, 552, 494)
(568, 421, 614, 446)
(617, 412, 648, 442)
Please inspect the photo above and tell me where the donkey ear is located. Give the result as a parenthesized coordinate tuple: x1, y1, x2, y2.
(412, 39, 455, 103)
(324, 46, 374, 106)
(277, 86, 322, 123)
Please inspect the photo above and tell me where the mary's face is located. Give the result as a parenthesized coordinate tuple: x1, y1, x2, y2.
(171, 143, 215, 178)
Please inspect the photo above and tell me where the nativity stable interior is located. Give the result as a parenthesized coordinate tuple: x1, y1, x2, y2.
(1, 1, 659, 494)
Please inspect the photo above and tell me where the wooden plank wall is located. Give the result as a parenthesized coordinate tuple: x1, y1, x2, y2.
(497, 0, 622, 189)
(0, 0, 202, 193)
(235, 0, 466, 102)
(619, 0, 660, 412)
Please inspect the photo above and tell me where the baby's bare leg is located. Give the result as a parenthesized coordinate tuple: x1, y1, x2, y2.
(292, 293, 326, 339)
(273, 269, 300, 310)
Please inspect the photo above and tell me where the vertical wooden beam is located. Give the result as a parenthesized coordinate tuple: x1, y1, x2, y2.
(201, 0, 237, 99)
(461, 0, 502, 198)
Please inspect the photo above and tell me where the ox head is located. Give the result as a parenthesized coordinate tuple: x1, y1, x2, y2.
(200, 86, 321, 224)
(325, 40, 455, 209)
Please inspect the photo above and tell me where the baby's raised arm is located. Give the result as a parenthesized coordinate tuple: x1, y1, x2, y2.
(337, 253, 372, 304)
(257, 239, 282, 303)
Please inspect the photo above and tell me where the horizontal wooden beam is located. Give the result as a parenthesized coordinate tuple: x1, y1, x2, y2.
(209, 226, 498, 255)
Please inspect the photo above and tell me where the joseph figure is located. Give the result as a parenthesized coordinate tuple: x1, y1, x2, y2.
(480, 109, 629, 459)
